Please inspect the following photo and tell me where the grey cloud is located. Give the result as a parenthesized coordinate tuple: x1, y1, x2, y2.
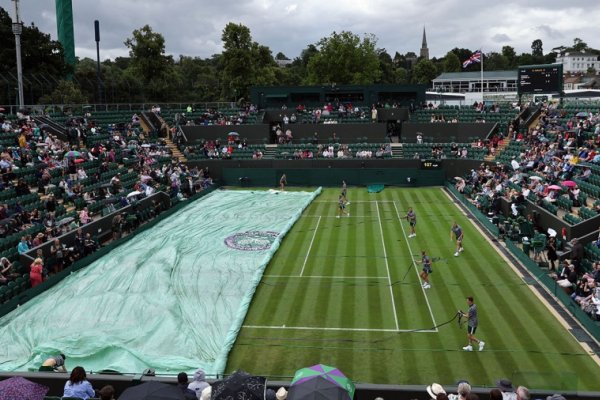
(535, 24, 564, 40)
(492, 34, 511, 43)
(1, 0, 597, 61)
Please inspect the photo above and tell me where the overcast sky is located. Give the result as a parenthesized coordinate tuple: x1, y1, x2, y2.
(1, 0, 597, 61)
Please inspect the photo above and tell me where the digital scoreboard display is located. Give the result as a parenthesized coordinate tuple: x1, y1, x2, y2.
(420, 159, 442, 170)
(518, 64, 562, 94)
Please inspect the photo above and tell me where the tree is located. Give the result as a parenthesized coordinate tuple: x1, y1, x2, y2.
(572, 38, 588, 52)
(411, 58, 437, 84)
(220, 22, 254, 100)
(275, 52, 289, 60)
(484, 52, 509, 71)
(124, 25, 173, 101)
(531, 39, 544, 57)
(38, 80, 87, 105)
(377, 49, 395, 83)
(443, 51, 461, 72)
(0, 8, 70, 104)
(501, 46, 517, 68)
(306, 31, 381, 85)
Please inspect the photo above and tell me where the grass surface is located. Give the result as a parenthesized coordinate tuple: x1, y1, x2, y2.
(225, 187, 600, 390)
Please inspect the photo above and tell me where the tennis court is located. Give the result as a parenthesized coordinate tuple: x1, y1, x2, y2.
(228, 187, 600, 390)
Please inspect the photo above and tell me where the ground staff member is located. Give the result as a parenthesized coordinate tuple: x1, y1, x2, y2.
(461, 296, 485, 351)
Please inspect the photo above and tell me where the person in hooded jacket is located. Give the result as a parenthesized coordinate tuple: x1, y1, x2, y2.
(188, 368, 210, 399)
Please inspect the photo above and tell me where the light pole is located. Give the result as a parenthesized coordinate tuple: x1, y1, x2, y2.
(12, 0, 24, 108)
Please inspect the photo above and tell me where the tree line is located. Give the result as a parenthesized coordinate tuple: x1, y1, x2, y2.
(0, 7, 596, 106)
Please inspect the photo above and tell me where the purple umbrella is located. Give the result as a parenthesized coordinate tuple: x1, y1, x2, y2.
(0, 376, 49, 400)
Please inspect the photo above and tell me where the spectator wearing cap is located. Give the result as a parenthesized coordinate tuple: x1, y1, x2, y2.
(276, 387, 288, 400)
(427, 383, 446, 399)
(188, 368, 210, 399)
(495, 379, 516, 400)
(177, 372, 198, 400)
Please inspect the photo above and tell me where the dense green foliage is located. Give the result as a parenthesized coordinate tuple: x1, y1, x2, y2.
(0, 5, 594, 105)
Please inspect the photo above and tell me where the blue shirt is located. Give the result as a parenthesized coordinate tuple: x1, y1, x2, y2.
(17, 241, 29, 254)
(64, 380, 95, 399)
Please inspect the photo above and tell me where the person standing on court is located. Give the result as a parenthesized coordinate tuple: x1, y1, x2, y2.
(450, 221, 464, 256)
(406, 207, 417, 238)
(341, 180, 350, 204)
(280, 174, 287, 191)
(461, 296, 485, 351)
(336, 194, 349, 218)
(417, 250, 432, 289)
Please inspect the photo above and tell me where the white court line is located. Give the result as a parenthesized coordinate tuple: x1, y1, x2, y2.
(299, 216, 321, 276)
(314, 200, 395, 203)
(393, 201, 438, 331)
(242, 325, 437, 333)
(375, 201, 400, 331)
(302, 215, 372, 218)
(264, 275, 388, 279)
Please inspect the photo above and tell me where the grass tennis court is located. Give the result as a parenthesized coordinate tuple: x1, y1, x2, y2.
(225, 187, 600, 391)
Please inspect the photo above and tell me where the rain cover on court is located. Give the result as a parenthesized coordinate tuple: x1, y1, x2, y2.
(0, 189, 319, 376)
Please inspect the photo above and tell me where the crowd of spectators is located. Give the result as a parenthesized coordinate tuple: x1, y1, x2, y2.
(0, 109, 213, 293)
(454, 100, 600, 320)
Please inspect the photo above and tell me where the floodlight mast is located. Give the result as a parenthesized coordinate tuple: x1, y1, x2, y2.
(12, 0, 25, 108)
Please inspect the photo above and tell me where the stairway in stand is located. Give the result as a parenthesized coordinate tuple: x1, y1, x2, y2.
(263, 144, 278, 159)
(165, 138, 187, 163)
(391, 143, 404, 159)
(484, 139, 509, 162)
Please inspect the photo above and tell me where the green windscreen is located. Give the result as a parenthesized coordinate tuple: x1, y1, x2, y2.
(55, 0, 75, 70)
(0, 189, 319, 375)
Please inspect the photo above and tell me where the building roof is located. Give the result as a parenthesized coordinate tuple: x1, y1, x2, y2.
(558, 51, 598, 58)
(434, 70, 517, 81)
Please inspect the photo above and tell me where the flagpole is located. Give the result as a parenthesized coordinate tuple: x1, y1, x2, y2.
(480, 48, 484, 101)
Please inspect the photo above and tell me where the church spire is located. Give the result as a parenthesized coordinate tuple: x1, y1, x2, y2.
(420, 26, 429, 60)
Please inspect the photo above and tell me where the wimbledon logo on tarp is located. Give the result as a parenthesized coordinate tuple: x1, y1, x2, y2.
(225, 231, 280, 251)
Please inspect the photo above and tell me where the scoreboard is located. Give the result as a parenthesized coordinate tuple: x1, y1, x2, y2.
(518, 64, 563, 94)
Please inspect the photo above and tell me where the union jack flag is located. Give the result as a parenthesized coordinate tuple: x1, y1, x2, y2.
(462, 51, 482, 68)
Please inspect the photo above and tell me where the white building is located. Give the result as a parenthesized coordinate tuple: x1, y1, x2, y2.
(555, 51, 600, 74)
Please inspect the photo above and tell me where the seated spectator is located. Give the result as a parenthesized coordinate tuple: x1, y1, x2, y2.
(177, 372, 198, 400)
(99, 385, 115, 400)
(17, 236, 29, 254)
(79, 207, 91, 225)
(0, 257, 18, 283)
(188, 368, 210, 399)
(63, 366, 96, 400)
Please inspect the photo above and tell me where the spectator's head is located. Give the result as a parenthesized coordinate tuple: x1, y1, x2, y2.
(276, 387, 288, 400)
(546, 395, 566, 400)
(496, 379, 514, 392)
(192, 368, 206, 382)
(99, 385, 115, 400)
(457, 381, 471, 398)
(69, 366, 86, 384)
(516, 386, 530, 400)
(489, 388, 503, 400)
(426, 383, 446, 399)
(56, 353, 66, 367)
(177, 372, 189, 384)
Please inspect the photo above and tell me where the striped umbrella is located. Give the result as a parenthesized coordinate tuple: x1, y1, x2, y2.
(289, 364, 355, 400)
